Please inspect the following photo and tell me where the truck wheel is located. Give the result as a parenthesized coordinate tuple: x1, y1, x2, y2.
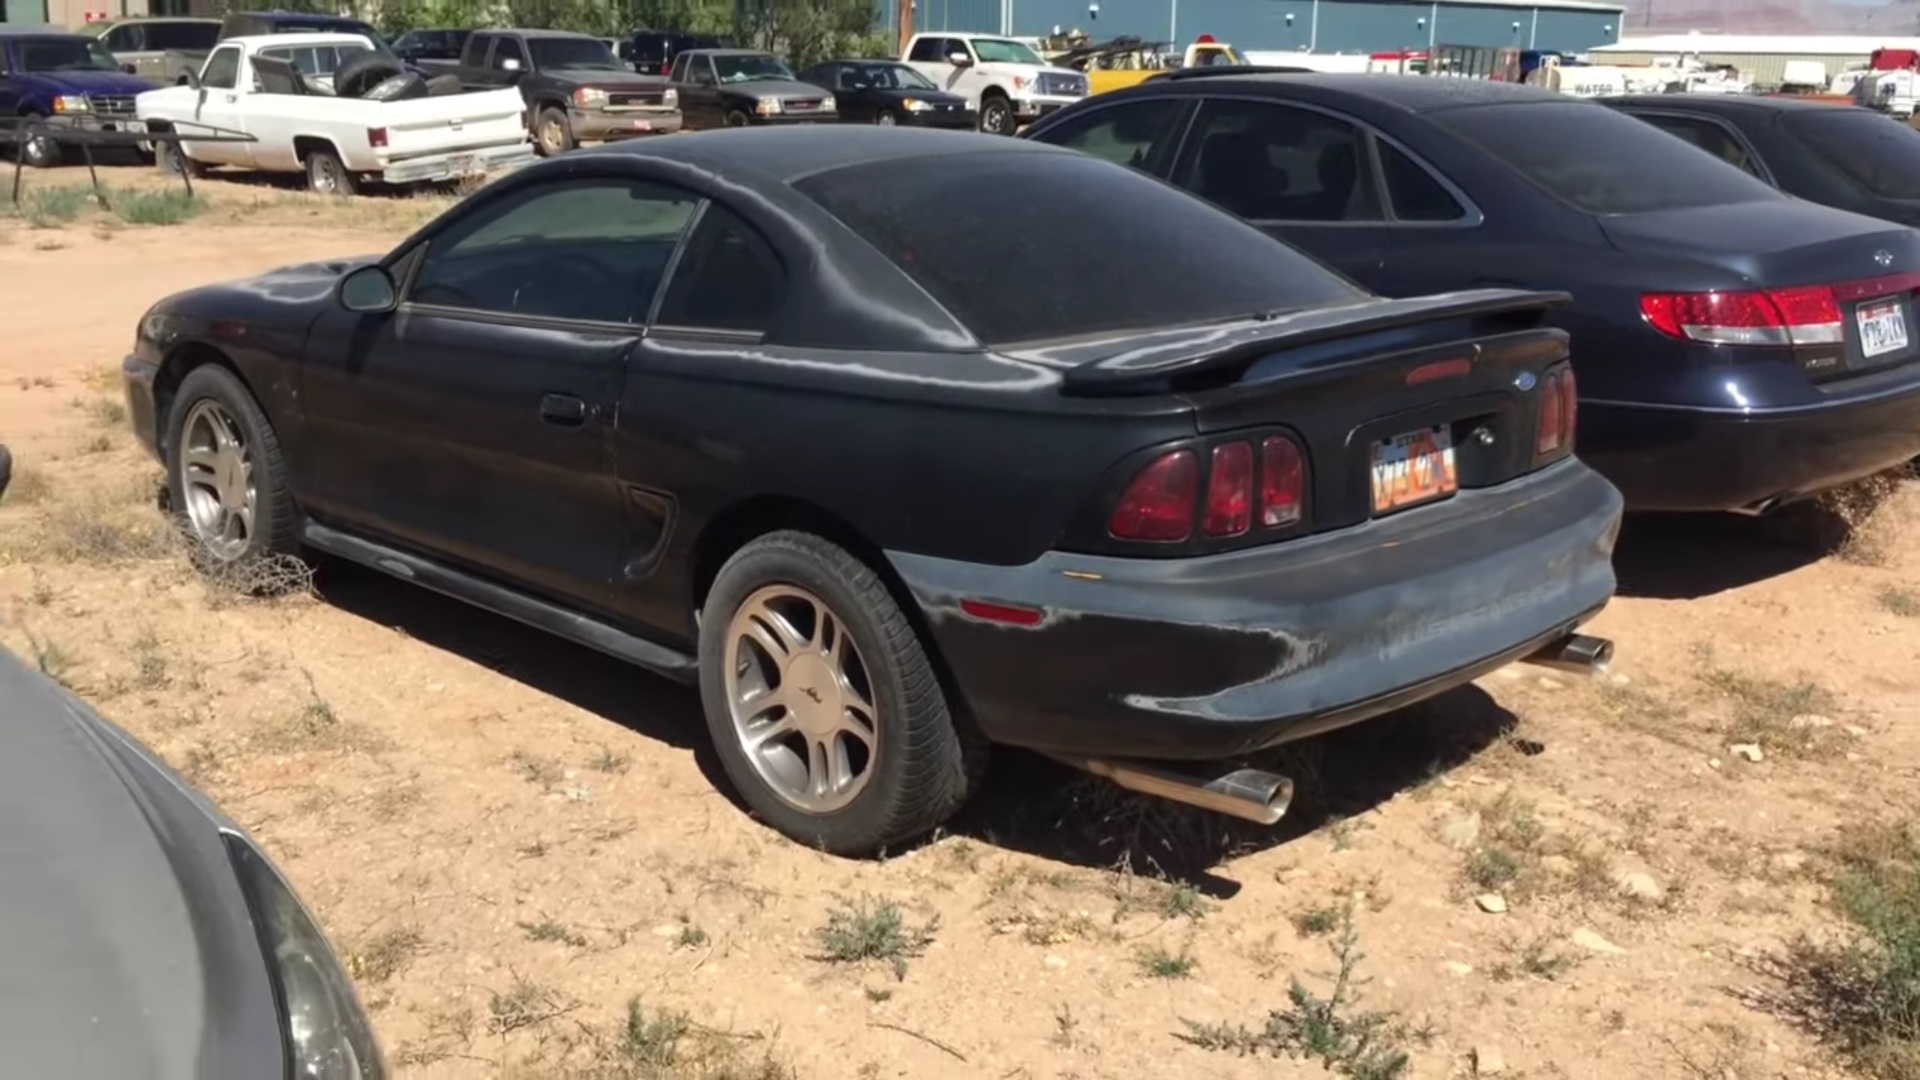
(724, 108, 751, 127)
(18, 114, 62, 168)
(156, 137, 204, 179)
(363, 73, 428, 102)
(305, 148, 356, 196)
(977, 94, 1014, 135)
(334, 52, 405, 99)
(535, 107, 574, 156)
(699, 531, 987, 856)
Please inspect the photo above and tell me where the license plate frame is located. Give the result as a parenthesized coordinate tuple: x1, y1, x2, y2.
(446, 155, 475, 175)
(1857, 298, 1909, 359)
(1370, 426, 1459, 516)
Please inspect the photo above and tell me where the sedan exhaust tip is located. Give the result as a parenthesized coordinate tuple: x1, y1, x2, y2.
(1520, 632, 1614, 676)
(1047, 754, 1294, 825)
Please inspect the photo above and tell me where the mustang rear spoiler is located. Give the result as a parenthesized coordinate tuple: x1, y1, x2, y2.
(1057, 288, 1571, 395)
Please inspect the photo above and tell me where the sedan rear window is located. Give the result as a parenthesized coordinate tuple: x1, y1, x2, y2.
(793, 151, 1365, 346)
(1434, 101, 1782, 214)
(1787, 110, 1920, 199)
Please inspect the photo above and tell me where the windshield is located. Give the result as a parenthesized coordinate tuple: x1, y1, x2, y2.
(529, 37, 622, 71)
(260, 42, 371, 76)
(1788, 110, 1920, 200)
(796, 151, 1363, 346)
(852, 63, 936, 90)
(714, 53, 793, 83)
(972, 38, 1043, 64)
(15, 37, 120, 73)
(1434, 101, 1782, 214)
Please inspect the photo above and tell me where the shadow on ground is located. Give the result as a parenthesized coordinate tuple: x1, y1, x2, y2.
(1611, 511, 1827, 600)
(950, 684, 1522, 897)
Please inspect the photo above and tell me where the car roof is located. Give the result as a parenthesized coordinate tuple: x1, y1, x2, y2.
(579, 124, 1075, 182)
(1148, 72, 1571, 112)
(227, 32, 374, 49)
(684, 47, 774, 56)
(486, 27, 600, 39)
(0, 27, 84, 38)
(1605, 93, 1856, 115)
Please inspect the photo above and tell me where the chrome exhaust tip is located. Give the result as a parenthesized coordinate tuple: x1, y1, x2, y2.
(1521, 632, 1614, 676)
(1048, 754, 1294, 826)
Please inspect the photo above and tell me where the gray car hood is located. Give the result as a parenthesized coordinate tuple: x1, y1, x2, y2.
(723, 76, 830, 99)
(0, 649, 283, 1079)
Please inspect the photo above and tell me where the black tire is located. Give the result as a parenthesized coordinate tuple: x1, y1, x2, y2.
(698, 531, 987, 856)
(534, 106, 574, 156)
(874, 109, 898, 126)
(425, 72, 462, 96)
(724, 108, 751, 128)
(164, 365, 301, 583)
(333, 52, 405, 99)
(304, 147, 356, 196)
(156, 135, 204, 178)
(363, 72, 428, 102)
(977, 94, 1014, 135)
(18, 114, 62, 168)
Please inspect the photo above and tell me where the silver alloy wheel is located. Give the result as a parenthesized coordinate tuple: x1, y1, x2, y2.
(178, 399, 255, 562)
(876, 111, 896, 126)
(980, 100, 1008, 134)
(311, 156, 341, 194)
(724, 584, 879, 813)
(540, 118, 565, 153)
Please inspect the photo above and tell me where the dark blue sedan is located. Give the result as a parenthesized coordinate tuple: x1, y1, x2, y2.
(1024, 74, 1920, 514)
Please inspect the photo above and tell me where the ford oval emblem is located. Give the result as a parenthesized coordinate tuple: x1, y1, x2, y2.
(1514, 371, 1538, 392)
(1875, 249, 1895, 267)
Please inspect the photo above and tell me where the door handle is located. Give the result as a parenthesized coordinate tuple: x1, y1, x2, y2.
(224, 93, 237, 104)
(540, 394, 587, 426)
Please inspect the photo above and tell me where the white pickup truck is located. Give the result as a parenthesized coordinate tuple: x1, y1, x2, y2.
(901, 32, 1087, 134)
(135, 33, 534, 195)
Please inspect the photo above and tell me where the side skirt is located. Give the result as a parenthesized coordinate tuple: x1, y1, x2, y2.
(301, 522, 699, 685)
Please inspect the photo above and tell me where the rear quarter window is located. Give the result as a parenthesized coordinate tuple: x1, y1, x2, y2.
(793, 150, 1365, 346)
(1786, 110, 1920, 199)
(1434, 101, 1784, 214)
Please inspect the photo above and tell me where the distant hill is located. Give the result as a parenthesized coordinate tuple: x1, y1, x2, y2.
(1618, 0, 1920, 35)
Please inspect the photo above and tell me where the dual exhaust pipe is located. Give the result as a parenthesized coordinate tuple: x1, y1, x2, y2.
(1051, 631, 1613, 826)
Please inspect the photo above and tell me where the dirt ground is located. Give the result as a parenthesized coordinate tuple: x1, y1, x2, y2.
(3, 165, 1918, 1080)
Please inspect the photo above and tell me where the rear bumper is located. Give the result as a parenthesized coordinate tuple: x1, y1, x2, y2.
(889, 459, 1622, 762)
(379, 142, 535, 185)
(570, 108, 683, 139)
(1580, 377, 1920, 511)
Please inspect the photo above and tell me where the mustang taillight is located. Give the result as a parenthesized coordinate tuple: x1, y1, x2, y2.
(1536, 367, 1579, 455)
(1109, 435, 1309, 545)
(1640, 287, 1845, 346)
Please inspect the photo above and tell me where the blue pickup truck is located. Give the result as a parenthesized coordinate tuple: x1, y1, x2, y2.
(1, 28, 157, 168)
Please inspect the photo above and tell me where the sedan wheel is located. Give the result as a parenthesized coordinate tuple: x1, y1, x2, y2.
(724, 584, 878, 813)
(875, 110, 897, 126)
(698, 531, 986, 855)
(178, 399, 255, 563)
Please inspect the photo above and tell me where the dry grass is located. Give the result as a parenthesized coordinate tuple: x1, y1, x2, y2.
(1699, 668, 1843, 758)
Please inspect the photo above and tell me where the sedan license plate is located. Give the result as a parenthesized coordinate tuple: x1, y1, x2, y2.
(1858, 300, 1909, 358)
(1371, 426, 1458, 516)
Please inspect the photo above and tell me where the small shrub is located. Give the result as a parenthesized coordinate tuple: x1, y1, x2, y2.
(519, 919, 588, 947)
(114, 188, 203, 226)
(1294, 905, 1344, 937)
(815, 895, 937, 980)
(1137, 943, 1198, 979)
(1879, 587, 1920, 619)
(22, 185, 90, 228)
(349, 926, 424, 984)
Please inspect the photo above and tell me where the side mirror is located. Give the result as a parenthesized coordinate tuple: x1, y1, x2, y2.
(501, 57, 522, 72)
(947, 51, 973, 67)
(338, 265, 398, 314)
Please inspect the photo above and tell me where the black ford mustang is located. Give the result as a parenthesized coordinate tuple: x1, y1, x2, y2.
(1025, 75, 1920, 514)
(123, 128, 1620, 855)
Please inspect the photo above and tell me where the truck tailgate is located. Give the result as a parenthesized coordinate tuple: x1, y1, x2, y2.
(376, 88, 527, 159)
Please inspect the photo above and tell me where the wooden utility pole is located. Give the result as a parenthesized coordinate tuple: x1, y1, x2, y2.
(898, 0, 913, 55)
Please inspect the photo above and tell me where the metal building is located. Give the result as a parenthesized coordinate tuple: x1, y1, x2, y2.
(1593, 33, 1920, 88)
(884, 0, 1626, 57)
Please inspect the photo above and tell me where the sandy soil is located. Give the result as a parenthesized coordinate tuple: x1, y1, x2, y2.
(2, 165, 1918, 1080)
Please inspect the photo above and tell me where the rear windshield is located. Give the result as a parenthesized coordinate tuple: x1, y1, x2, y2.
(1434, 101, 1783, 214)
(1787, 110, 1920, 200)
(794, 150, 1365, 346)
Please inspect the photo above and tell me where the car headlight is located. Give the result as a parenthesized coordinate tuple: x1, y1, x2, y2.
(901, 97, 930, 111)
(224, 834, 386, 1080)
(572, 87, 608, 108)
(52, 95, 90, 114)
(818, 96, 836, 111)
(755, 98, 783, 115)
(662, 87, 678, 108)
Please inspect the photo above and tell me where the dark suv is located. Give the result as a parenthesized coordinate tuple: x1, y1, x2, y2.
(666, 48, 834, 129)
(627, 29, 725, 76)
(456, 29, 681, 155)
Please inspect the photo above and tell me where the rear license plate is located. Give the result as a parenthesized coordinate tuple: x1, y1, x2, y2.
(1858, 300, 1908, 358)
(446, 155, 474, 174)
(1371, 426, 1458, 516)
(632, 119, 653, 130)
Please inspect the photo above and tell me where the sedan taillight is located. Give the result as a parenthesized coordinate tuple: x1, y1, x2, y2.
(1109, 434, 1309, 546)
(1536, 366, 1578, 456)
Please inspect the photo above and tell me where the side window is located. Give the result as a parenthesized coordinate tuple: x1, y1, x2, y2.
(464, 32, 490, 65)
(1642, 114, 1759, 176)
(655, 203, 786, 334)
(490, 36, 524, 70)
(106, 25, 143, 51)
(1176, 99, 1382, 223)
(1034, 99, 1186, 174)
(691, 55, 716, 86)
(200, 46, 241, 90)
(409, 180, 700, 325)
(907, 37, 943, 62)
(1376, 140, 1466, 222)
(667, 51, 687, 81)
(151, 22, 217, 51)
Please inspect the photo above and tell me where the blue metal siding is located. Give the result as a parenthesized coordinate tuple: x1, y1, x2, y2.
(877, 0, 1622, 57)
